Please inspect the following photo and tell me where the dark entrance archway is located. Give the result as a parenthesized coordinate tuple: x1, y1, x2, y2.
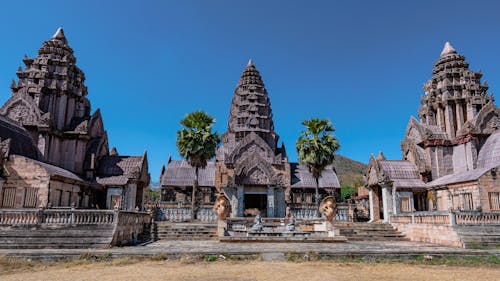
(244, 194, 267, 217)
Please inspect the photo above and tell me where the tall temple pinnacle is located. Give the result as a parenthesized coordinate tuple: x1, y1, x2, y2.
(226, 60, 278, 150)
(51, 27, 67, 43)
(440, 41, 456, 57)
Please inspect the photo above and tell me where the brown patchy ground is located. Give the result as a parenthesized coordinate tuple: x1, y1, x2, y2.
(1, 259, 499, 281)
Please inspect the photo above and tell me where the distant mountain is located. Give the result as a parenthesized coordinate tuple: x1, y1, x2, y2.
(333, 155, 367, 187)
(149, 181, 161, 189)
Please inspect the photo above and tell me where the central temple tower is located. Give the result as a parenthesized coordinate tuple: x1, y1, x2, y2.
(215, 60, 290, 217)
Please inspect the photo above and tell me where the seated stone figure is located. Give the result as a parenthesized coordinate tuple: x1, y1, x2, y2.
(244, 208, 261, 217)
(250, 214, 263, 231)
(285, 216, 296, 231)
(319, 196, 337, 222)
(212, 194, 231, 220)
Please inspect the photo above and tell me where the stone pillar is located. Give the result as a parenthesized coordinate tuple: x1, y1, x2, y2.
(368, 189, 374, 222)
(237, 185, 244, 217)
(437, 106, 444, 131)
(392, 186, 398, 215)
(444, 103, 455, 139)
(381, 186, 391, 223)
(466, 102, 475, 121)
(456, 102, 464, 131)
(267, 186, 275, 217)
(369, 187, 381, 222)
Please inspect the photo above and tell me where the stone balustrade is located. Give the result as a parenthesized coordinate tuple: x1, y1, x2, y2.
(390, 212, 451, 225)
(455, 212, 500, 226)
(0, 210, 40, 224)
(290, 203, 355, 221)
(0, 208, 152, 247)
(390, 211, 500, 226)
(149, 202, 217, 222)
(0, 209, 116, 225)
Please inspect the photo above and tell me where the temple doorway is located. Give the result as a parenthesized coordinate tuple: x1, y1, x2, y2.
(244, 194, 267, 217)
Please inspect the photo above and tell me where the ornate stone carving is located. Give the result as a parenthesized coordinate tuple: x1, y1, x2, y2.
(212, 194, 231, 220)
(319, 196, 337, 222)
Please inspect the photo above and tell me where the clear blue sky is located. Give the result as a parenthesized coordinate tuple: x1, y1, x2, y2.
(1, 1, 499, 181)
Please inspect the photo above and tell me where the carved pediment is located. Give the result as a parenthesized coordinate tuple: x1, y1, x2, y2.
(226, 132, 276, 164)
(0, 94, 42, 127)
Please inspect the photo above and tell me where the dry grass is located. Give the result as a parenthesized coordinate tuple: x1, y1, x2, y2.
(1, 255, 499, 281)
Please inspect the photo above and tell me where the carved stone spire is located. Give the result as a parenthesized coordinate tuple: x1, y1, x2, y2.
(6, 27, 89, 131)
(51, 27, 68, 44)
(419, 42, 493, 139)
(226, 60, 278, 151)
(440, 41, 456, 57)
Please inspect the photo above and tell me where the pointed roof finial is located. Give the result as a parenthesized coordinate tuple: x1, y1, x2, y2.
(51, 27, 67, 42)
(440, 42, 456, 57)
(247, 58, 254, 67)
(109, 147, 118, 156)
(376, 151, 386, 161)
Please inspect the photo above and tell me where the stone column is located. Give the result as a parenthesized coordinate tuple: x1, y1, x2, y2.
(381, 186, 391, 223)
(237, 185, 244, 217)
(368, 189, 374, 222)
(456, 102, 464, 131)
(267, 186, 275, 217)
(437, 106, 444, 131)
(444, 103, 455, 139)
(466, 102, 474, 121)
(392, 186, 398, 215)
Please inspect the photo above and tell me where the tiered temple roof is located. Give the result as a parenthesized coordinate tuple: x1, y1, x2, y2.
(226, 59, 279, 152)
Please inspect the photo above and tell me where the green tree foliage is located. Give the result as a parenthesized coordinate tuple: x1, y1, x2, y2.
(296, 118, 340, 217)
(149, 188, 161, 202)
(340, 185, 357, 202)
(176, 111, 220, 220)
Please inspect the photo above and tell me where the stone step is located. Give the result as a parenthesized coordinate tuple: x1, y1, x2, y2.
(155, 222, 218, 240)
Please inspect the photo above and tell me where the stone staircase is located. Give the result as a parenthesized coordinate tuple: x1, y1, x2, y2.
(0, 224, 115, 249)
(335, 222, 408, 241)
(156, 222, 218, 240)
(456, 226, 500, 248)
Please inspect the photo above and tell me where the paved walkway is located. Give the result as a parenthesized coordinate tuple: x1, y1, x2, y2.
(1, 240, 499, 260)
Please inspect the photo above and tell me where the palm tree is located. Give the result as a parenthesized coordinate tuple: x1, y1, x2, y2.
(296, 118, 340, 217)
(177, 111, 220, 220)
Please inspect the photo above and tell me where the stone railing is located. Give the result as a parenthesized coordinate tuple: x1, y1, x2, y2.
(151, 202, 217, 222)
(455, 212, 500, 226)
(391, 211, 500, 226)
(289, 203, 355, 221)
(0, 209, 116, 225)
(112, 211, 152, 245)
(0, 208, 152, 246)
(390, 212, 451, 225)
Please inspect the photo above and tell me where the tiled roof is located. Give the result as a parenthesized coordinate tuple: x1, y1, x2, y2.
(96, 155, 145, 186)
(14, 156, 86, 183)
(290, 163, 340, 188)
(477, 132, 500, 169)
(161, 160, 215, 187)
(426, 166, 493, 187)
(379, 160, 426, 188)
(0, 115, 39, 159)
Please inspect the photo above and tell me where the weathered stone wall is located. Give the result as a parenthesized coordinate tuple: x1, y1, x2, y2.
(478, 169, 500, 212)
(0, 209, 151, 248)
(394, 223, 462, 247)
(0, 156, 88, 209)
(1, 156, 50, 208)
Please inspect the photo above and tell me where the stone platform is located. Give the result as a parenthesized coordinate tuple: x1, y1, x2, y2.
(0, 240, 498, 261)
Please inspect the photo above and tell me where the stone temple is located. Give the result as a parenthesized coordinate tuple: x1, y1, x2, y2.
(160, 60, 340, 219)
(366, 42, 500, 224)
(0, 28, 150, 211)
